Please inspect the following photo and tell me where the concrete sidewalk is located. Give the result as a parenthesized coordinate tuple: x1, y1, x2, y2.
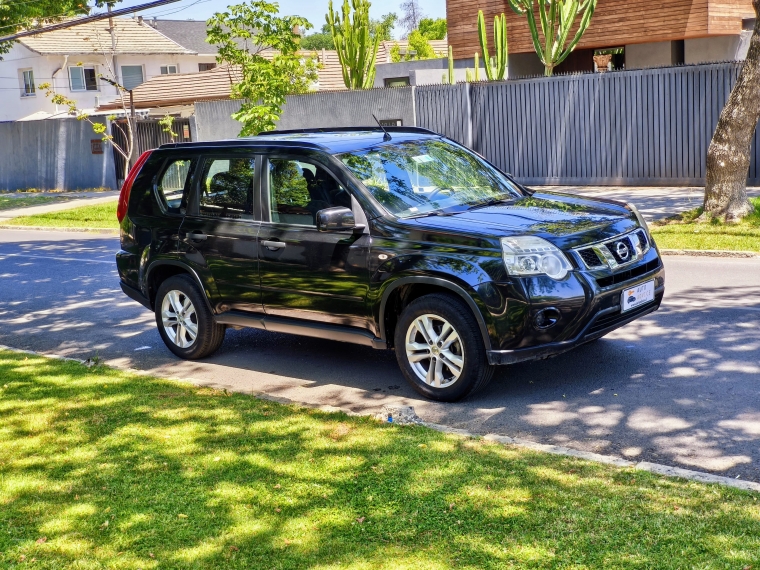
(0, 191, 119, 221)
(537, 186, 760, 221)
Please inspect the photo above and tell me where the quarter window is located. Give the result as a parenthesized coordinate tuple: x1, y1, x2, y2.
(20, 69, 35, 96)
(198, 158, 255, 219)
(268, 159, 351, 226)
(69, 66, 98, 91)
(160, 65, 179, 75)
(157, 158, 194, 214)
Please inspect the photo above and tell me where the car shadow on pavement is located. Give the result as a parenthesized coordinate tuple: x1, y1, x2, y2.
(1, 237, 759, 481)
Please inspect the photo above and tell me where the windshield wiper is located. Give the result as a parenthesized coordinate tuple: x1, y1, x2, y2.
(405, 209, 458, 219)
(467, 197, 514, 211)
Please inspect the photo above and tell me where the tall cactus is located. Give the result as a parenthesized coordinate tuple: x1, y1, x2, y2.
(327, 0, 380, 89)
(507, 0, 597, 77)
(478, 10, 507, 81)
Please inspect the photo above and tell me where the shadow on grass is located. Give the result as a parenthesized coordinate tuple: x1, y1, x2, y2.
(0, 352, 758, 569)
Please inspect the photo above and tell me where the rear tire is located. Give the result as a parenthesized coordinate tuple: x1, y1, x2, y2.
(155, 274, 226, 360)
(394, 293, 494, 402)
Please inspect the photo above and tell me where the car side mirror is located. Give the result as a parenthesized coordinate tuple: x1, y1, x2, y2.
(316, 207, 364, 232)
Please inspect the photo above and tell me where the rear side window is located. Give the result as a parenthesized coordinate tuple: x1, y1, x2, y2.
(198, 157, 255, 219)
(157, 158, 194, 214)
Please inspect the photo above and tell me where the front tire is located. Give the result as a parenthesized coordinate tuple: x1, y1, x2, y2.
(394, 293, 494, 402)
(155, 274, 226, 360)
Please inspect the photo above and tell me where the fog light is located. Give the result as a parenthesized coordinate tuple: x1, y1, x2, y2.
(534, 307, 561, 330)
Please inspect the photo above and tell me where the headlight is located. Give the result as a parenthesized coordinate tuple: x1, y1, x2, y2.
(501, 236, 573, 280)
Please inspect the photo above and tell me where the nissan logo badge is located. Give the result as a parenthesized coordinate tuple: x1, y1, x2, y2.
(616, 241, 630, 260)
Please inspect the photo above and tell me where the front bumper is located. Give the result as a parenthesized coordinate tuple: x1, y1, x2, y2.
(487, 260, 665, 365)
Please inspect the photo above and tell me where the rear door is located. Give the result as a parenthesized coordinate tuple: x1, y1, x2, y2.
(178, 152, 262, 313)
(257, 153, 371, 329)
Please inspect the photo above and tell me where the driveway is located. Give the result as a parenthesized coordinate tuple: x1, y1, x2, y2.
(1, 229, 758, 482)
(540, 186, 760, 221)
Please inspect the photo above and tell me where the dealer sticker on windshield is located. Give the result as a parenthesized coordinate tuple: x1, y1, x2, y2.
(621, 280, 655, 313)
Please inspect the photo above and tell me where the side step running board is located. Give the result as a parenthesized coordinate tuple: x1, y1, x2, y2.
(214, 310, 387, 350)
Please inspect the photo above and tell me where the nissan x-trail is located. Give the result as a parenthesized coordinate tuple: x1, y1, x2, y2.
(116, 127, 665, 401)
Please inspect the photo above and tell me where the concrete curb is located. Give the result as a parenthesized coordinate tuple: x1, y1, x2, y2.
(1, 343, 758, 494)
(660, 248, 759, 258)
(0, 225, 119, 235)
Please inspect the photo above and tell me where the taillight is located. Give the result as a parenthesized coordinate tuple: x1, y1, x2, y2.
(116, 150, 153, 223)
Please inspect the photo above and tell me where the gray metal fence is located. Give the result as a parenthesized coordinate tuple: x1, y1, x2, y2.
(416, 62, 760, 186)
(0, 119, 117, 191)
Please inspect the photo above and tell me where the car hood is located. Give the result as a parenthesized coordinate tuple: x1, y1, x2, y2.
(409, 191, 640, 250)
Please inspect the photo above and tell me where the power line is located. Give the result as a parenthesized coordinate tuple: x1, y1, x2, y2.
(0, 0, 182, 42)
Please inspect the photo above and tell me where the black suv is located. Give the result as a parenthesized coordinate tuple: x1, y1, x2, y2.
(116, 127, 664, 401)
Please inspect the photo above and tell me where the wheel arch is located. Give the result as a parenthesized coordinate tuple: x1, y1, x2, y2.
(144, 260, 215, 314)
(378, 276, 492, 350)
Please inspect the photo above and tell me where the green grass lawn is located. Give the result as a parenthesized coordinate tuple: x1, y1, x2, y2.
(0, 350, 758, 569)
(651, 196, 760, 252)
(5, 202, 118, 229)
(0, 195, 66, 211)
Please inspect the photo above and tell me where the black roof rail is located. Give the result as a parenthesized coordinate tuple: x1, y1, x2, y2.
(256, 126, 440, 136)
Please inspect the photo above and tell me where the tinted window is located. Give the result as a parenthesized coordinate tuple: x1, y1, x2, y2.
(339, 139, 523, 218)
(198, 157, 255, 219)
(157, 158, 193, 214)
(268, 159, 351, 226)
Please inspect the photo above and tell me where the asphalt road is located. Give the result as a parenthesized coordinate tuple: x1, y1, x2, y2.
(1, 229, 758, 482)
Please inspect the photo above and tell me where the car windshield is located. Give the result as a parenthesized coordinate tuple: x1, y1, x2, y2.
(338, 138, 523, 218)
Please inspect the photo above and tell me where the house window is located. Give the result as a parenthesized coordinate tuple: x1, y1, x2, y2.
(121, 65, 144, 90)
(198, 63, 216, 72)
(384, 77, 410, 88)
(20, 69, 35, 97)
(69, 66, 98, 91)
(160, 65, 179, 75)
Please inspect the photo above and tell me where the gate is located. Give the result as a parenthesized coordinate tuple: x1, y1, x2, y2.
(112, 118, 192, 184)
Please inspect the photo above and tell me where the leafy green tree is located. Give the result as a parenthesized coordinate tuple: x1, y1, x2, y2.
(418, 17, 447, 40)
(371, 12, 397, 41)
(508, 0, 597, 76)
(0, 0, 105, 55)
(301, 24, 335, 50)
(390, 29, 437, 62)
(207, 1, 318, 135)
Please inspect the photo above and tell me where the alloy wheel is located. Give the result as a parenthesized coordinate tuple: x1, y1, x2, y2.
(405, 314, 464, 388)
(161, 290, 198, 348)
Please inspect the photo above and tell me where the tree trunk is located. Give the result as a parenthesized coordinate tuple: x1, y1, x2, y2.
(703, 0, 760, 222)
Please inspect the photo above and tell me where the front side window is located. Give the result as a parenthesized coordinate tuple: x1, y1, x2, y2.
(339, 138, 523, 218)
(198, 157, 255, 219)
(157, 158, 194, 214)
(160, 65, 178, 75)
(20, 69, 35, 96)
(69, 66, 98, 91)
(268, 159, 351, 226)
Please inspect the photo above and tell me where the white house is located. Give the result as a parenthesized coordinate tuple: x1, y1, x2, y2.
(0, 17, 219, 122)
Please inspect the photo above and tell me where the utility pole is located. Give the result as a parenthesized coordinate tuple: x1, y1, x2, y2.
(107, 2, 119, 97)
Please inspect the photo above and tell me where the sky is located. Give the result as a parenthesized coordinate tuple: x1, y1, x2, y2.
(116, 0, 446, 39)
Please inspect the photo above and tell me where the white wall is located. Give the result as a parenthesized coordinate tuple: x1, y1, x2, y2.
(0, 44, 217, 122)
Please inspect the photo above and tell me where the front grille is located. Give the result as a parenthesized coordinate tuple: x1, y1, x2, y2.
(578, 248, 604, 268)
(605, 236, 635, 264)
(586, 298, 659, 336)
(636, 229, 649, 249)
(595, 257, 661, 288)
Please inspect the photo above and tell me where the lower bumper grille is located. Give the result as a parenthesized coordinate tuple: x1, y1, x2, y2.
(586, 296, 661, 336)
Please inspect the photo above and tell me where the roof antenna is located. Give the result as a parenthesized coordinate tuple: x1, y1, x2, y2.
(372, 114, 392, 142)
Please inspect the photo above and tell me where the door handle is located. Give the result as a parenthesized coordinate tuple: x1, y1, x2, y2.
(184, 232, 207, 243)
(261, 240, 287, 250)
